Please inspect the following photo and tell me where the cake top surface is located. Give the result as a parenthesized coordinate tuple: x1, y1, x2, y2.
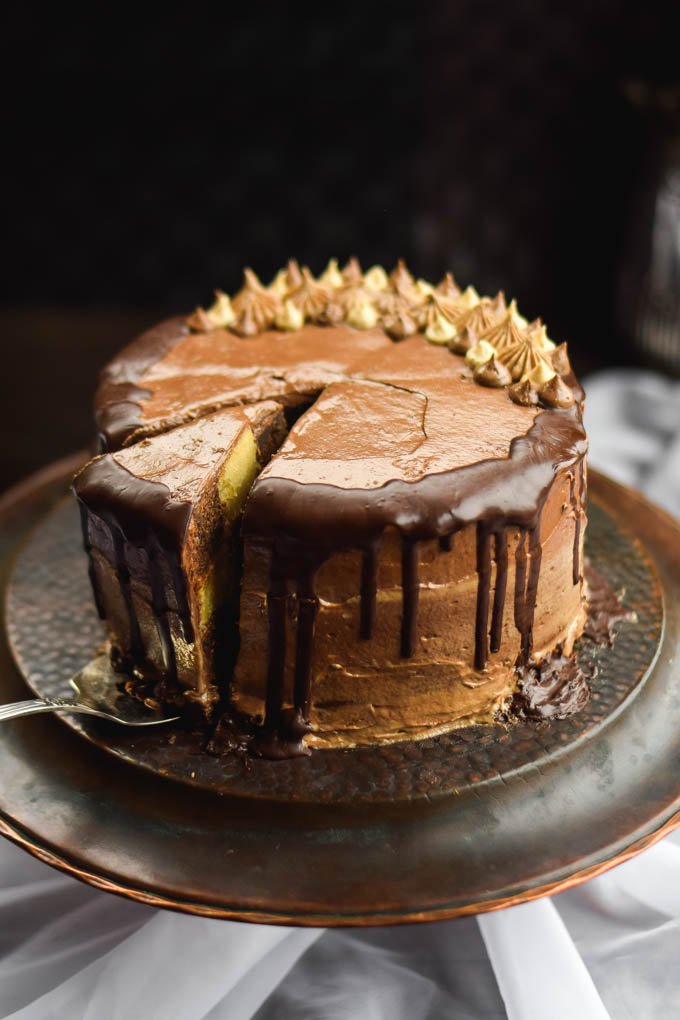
(136, 324, 391, 428)
(257, 368, 541, 490)
(245, 400, 585, 547)
(96, 319, 392, 451)
(88, 257, 586, 551)
(95, 258, 578, 454)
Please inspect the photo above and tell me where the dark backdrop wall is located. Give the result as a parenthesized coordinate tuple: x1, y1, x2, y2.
(0, 2, 670, 487)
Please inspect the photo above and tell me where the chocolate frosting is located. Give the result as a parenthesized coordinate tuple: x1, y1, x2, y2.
(83, 261, 592, 756)
(75, 453, 193, 550)
(77, 406, 262, 549)
(513, 654, 593, 720)
(96, 317, 190, 451)
(95, 321, 391, 452)
(246, 408, 585, 544)
(74, 453, 195, 681)
(94, 261, 582, 455)
(512, 560, 635, 721)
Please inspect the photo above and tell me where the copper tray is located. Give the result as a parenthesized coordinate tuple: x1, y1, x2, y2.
(0, 456, 678, 925)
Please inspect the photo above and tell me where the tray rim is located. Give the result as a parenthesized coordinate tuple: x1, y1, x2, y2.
(0, 456, 679, 926)
(1, 806, 679, 926)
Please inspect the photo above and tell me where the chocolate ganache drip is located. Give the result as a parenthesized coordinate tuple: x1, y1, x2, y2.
(74, 456, 194, 684)
(474, 525, 493, 670)
(490, 529, 509, 655)
(244, 403, 587, 744)
(400, 539, 421, 658)
(569, 459, 587, 586)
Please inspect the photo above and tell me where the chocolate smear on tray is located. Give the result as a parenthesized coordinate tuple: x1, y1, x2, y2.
(512, 559, 635, 722)
(583, 558, 637, 644)
(513, 654, 594, 721)
(206, 710, 257, 763)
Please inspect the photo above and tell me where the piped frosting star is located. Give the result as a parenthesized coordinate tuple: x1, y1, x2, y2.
(341, 257, 363, 284)
(485, 308, 555, 382)
(435, 272, 461, 299)
(378, 289, 419, 339)
(269, 259, 303, 296)
(448, 297, 504, 353)
(231, 269, 280, 337)
(363, 265, 390, 291)
(285, 266, 331, 322)
(415, 291, 467, 335)
(389, 260, 420, 300)
(318, 258, 344, 290)
(186, 290, 235, 332)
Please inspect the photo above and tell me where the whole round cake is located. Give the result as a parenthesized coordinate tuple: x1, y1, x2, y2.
(73, 259, 588, 758)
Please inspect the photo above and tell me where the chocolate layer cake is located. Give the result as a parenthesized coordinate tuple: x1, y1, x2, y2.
(76, 259, 588, 757)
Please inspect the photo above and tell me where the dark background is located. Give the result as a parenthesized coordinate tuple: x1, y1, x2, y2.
(0, 3, 671, 488)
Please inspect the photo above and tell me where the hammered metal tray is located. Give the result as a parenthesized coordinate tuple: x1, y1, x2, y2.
(0, 457, 677, 925)
(4, 488, 661, 803)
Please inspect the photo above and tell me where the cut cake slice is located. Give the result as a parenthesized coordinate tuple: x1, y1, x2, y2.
(73, 401, 286, 717)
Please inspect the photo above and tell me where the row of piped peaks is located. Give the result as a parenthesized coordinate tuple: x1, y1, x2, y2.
(186, 258, 576, 410)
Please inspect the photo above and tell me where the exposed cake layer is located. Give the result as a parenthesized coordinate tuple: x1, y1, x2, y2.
(234, 347, 587, 752)
(96, 318, 392, 451)
(74, 402, 286, 713)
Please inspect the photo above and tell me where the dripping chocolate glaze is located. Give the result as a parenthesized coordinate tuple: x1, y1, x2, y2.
(244, 403, 587, 741)
(569, 458, 587, 586)
(512, 561, 635, 722)
(75, 402, 285, 688)
(73, 455, 195, 684)
(400, 540, 420, 658)
(245, 404, 586, 548)
(513, 654, 592, 721)
(490, 529, 508, 654)
(74, 455, 194, 549)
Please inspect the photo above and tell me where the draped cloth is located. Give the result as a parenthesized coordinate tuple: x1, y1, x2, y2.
(2, 369, 680, 1020)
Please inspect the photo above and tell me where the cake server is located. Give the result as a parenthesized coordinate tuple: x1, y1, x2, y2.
(0, 652, 180, 726)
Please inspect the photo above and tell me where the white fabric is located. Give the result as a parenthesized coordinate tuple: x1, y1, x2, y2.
(582, 370, 680, 517)
(1, 368, 679, 1020)
(478, 900, 610, 1020)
